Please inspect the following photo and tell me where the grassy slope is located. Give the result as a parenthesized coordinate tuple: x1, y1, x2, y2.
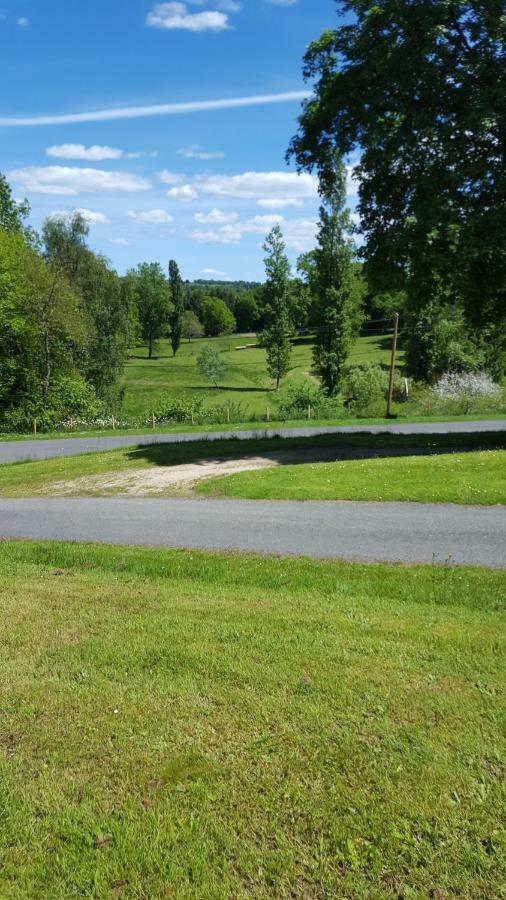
(121, 332, 404, 417)
(0, 432, 504, 498)
(0, 541, 505, 898)
(198, 449, 506, 506)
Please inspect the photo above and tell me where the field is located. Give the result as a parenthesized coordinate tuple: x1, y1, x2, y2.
(0, 541, 505, 898)
(122, 332, 403, 417)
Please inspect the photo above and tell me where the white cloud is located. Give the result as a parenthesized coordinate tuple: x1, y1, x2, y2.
(146, 2, 230, 32)
(257, 197, 303, 209)
(50, 208, 111, 225)
(46, 144, 158, 161)
(168, 184, 198, 201)
(189, 213, 317, 251)
(46, 144, 123, 161)
(201, 267, 227, 276)
(177, 144, 225, 160)
(194, 208, 238, 224)
(196, 170, 318, 204)
(8, 166, 151, 195)
(17, 16, 29, 27)
(159, 170, 184, 185)
(128, 209, 174, 224)
(109, 237, 131, 246)
(0, 91, 310, 127)
(125, 150, 159, 159)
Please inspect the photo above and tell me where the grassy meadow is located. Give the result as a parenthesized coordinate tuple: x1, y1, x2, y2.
(121, 332, 402, 418)
(198, 448, 506, 505)
(0, 540, 505, 898)
(0, 431, 504, 499)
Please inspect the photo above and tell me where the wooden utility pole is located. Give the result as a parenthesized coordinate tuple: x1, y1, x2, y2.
(386, 313, 399, 418)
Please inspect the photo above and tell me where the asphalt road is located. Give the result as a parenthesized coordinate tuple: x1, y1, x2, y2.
(1, 497, 504, 567)
(1, 419, 505, 463)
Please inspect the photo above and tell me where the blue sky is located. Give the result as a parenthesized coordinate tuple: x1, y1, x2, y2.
(1, 0, 354, 280)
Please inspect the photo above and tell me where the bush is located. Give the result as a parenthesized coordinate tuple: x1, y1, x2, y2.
(152, 394, 204, 424)
(275, 379, 343, 420)
(0, 376, 101, 432)
(343, 364, 398, 416)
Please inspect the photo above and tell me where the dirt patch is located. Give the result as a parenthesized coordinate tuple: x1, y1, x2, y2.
(44, 446, 433, 498)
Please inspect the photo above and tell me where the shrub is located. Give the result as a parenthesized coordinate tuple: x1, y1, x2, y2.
(433, 371, 501, 401)
(152, 394, 204, 424)
(275, 379, 342, 420)
(342, 364, 390, 416)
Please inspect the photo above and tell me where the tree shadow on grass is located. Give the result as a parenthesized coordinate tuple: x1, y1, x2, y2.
(182, 385, 272, 394)
(125, 431, 505, 469)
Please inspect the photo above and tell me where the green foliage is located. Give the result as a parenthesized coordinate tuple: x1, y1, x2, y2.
(201, 296, 236, 336)
(168, 259, 185, 356)
(197, 344, 228, 388)
(406, 301, 485, 383)
(289, 2, 506, 381)
(0, 171, 30, 234)
(233, 291, 261, 332)
(261, 225, 293, 389)
(181, 310, 204, 341)
(343, 363, 401, 417)
(0, 226, 88, 428)
(152, 394, 204, 424)
(129, 262, 171, 359)
(276, 378, 342, 420)
(42, 211, 132, 406)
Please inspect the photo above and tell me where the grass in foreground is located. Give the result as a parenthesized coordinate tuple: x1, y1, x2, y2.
(0, 432, 504, 498)
(0, 541, 505, 898)
(198, 448, 506, 506)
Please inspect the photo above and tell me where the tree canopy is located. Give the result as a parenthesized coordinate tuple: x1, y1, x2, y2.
(289, 0, 506, 379)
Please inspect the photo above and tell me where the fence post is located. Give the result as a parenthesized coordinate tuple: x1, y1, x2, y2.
(112, 415, 116, 431)
(33, 418, 37, 435)
(266, 405, 270, 422)
(152, 413, 156, 430)
(226, 405, 230, 424)
(308, 403, 312, 420)
(386, 312, 399, 418)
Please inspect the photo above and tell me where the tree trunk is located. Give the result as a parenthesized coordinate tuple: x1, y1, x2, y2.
(148, 335, 153, 359)
(43, 329, 51, 401)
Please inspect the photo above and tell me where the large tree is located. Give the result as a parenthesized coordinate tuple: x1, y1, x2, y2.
(289, 1, 506, 379)
(0, 171, 30, 234)
(43, 213, 132, 404)
(168, 259, 185, 357)
(311, 153, 362, 395)
(131, 262, 170, 359)
(261, 225, 293, 390)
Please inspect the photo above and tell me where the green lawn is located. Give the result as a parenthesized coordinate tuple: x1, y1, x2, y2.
(198, 448, 506, 506)
(121, 332, 404, 417)
(1, 432, 504, 498)
(0, 541, 504, 898)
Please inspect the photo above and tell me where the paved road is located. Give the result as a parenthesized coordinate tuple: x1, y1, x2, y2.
(1, 419, 505, 464)
(1, 497, 504, 567)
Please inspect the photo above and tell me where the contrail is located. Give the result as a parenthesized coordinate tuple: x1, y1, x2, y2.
(0, 91, 311, 127)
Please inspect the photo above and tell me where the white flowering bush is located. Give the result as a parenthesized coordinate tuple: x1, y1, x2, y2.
(433, 372, 501, 401)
